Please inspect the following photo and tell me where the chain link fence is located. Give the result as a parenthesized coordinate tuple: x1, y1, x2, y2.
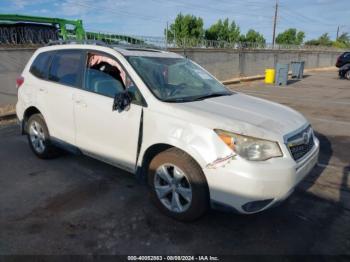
(146, 36, 347, 51)
(89, 33, 347, 51)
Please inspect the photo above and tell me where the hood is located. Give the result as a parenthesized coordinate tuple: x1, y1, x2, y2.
(169, 93, 308, 141)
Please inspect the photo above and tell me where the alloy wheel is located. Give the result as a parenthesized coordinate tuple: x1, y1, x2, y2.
(29, 120, 46, 154)
(154, 164, 192, 213)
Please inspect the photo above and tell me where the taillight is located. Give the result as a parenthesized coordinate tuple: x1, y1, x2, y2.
(336, 56, 342, 67)
(16, 76, 24, 88)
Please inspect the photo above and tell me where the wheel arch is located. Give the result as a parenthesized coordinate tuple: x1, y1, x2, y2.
(22, 106, 42, 134)
(139, 143, 173, 178)
(137, 142, 206, 180)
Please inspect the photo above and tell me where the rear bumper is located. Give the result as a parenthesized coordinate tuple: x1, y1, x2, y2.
(204, 137, 320, 214)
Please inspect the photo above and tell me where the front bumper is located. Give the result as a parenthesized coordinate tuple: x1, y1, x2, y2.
(204, 137, 320, 214)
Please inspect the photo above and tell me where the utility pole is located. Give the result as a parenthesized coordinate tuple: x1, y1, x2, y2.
(165, 21, 168, 49)
(272, 0, 279, 47)
(336, 25, 340, 40)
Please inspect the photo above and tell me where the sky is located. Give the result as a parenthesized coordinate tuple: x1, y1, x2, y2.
(0, 0, 349, 42)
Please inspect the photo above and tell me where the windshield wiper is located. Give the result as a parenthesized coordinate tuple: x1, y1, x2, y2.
(163, 97, 193, 103)
(163, 92, 232, 103)
(191, 92, 232, 101)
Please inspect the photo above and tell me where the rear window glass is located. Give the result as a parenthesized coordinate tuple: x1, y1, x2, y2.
(30, 52, 51, 79)
(48, 50, 83, 87)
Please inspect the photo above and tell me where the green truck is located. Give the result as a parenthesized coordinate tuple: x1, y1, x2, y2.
(0, 14, 144, 45)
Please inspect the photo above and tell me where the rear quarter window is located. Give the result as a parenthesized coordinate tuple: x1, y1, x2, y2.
(29, 52, 51, 79)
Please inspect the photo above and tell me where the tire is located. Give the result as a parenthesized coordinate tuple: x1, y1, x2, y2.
(345, 70, 350, 80)
(26, 114, 60, 159)
(148, 148, 209, 221)
(339, 71, 344, 79)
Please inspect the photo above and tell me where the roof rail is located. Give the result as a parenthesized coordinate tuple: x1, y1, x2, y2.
(47, 39, 107, 46)
(111, 43, 164, 52)
(46, 39, 166, 52)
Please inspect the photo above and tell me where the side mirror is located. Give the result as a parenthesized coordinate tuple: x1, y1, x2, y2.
(113, 91, 132, 112)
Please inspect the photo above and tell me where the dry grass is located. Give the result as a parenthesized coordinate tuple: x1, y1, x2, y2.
(0, 118, 17, 126)
(0, 104, 16, 116)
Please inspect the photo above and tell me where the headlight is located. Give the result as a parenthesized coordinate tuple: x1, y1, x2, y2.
(214, 129, 283, 161)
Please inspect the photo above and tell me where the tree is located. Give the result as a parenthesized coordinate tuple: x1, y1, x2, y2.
(305, 32, 350, 48)
(319, 33, 333, 46)
(204, 18, 240, 42)
(275, 28, 305, 45)
(305, 33, 333, 46)
(304, 39, 319, 46)
(334, 32, 350, 48)
(165, 13, 204, 42)
(240, 29, 266, 44)
(337, 32, 350, 42)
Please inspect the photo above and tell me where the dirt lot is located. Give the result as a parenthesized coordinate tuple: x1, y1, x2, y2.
(0, 70, 349, 255)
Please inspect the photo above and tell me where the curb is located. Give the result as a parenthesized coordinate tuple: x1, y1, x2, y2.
(222, 66, 337, 85)
(222, 75, 264, 85)
(0, 113, 16, 121)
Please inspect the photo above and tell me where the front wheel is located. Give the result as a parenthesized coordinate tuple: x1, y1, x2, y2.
(148, 148, 209, 221)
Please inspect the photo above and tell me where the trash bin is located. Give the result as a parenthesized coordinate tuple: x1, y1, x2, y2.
(275, 63, 289, 86)
(265, 69, 275, 84)
(291, 61, 305, 79)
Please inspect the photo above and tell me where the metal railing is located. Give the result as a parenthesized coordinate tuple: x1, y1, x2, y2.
(166, 38, 348, 51)
(0, 27, 348, 52)
(85, 33, 346, 51)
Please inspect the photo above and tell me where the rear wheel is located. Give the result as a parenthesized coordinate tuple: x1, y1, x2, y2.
(148, 148, 209, 221)
(345, 70, 350, 80)
(26, 114, 60, 159)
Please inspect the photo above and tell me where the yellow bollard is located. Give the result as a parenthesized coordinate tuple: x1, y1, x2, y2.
(265, 69, 275, 84)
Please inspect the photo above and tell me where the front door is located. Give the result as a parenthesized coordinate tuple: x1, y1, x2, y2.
(74, 51, 143, 172)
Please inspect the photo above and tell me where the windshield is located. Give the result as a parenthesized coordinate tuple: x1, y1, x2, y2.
(126, 56, 233, 102)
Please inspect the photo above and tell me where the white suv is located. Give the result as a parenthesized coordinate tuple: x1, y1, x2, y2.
(16, 43, 320, 221)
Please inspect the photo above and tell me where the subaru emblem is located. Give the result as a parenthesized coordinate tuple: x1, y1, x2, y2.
(303, 131, 310, 144)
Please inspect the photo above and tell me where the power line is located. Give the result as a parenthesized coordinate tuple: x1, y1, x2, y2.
(70, 0, 165, 24)
(280, 5, 336, 27)
(73, 0, 275, 36)
(149, 0, 272, 19)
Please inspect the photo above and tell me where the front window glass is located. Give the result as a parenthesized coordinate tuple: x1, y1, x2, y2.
(127, 56, 232, 102)
(85, 53, 126, 98)
(85, 53, 143, 104)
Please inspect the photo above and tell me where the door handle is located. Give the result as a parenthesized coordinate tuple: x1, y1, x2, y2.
(77, 101, 87, 107)
(72, 93, 78, 101)
(72, 94, 87, 107)
(73, 97, 87, 107)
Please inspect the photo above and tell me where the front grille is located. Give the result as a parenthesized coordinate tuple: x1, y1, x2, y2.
(289, 135, 314, 161)
(286, 126, 315, 161)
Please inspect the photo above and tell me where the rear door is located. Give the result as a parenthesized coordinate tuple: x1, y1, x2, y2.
(45, 49, 84, 145)
(73, 51, 144, 172)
